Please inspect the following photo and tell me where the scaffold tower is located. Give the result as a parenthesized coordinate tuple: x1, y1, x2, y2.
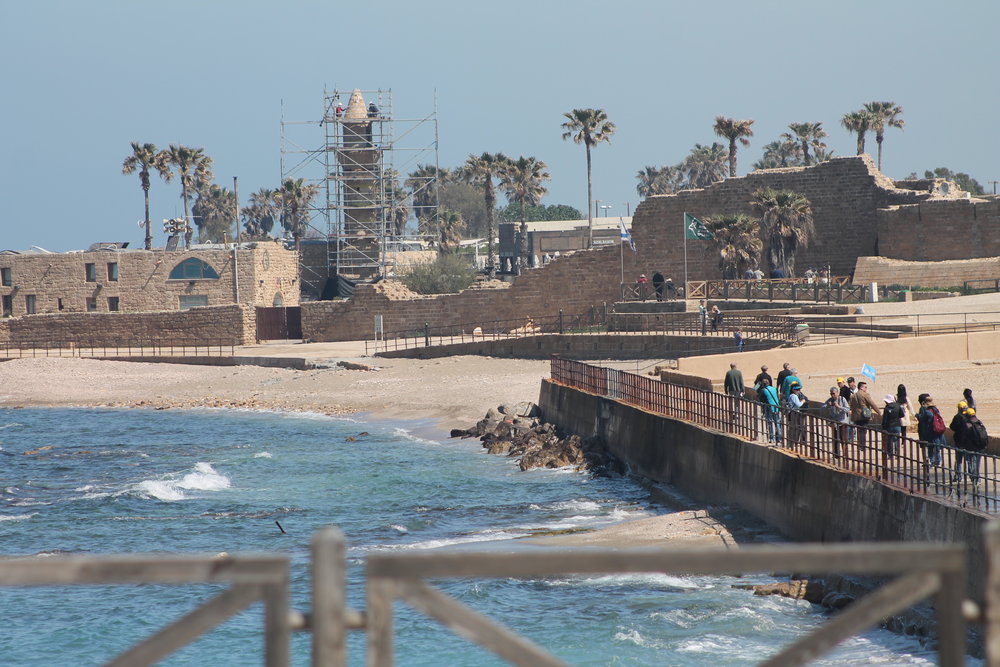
(280, 88, 439, 296)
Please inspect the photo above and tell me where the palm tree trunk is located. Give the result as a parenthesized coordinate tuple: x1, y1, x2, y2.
(181, 176, 192, 249)
(142, 178, 152, 251)
(876, 134, 884, 171)
(485, 179, 496, 276)
(856, 132, 865, 156)
(585, 144, 593, 249)
(729, 139, 737, 177)
(801, 141, 811, 167)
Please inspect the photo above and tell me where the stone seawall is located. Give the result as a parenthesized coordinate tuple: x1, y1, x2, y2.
(537, 379, 989, 599)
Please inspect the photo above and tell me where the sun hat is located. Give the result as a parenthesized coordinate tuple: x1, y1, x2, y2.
(958, 401, 968, 409)
(966, 408, 976, 416)
(836, 377, 845, 383)
(883, 394, 895, 403)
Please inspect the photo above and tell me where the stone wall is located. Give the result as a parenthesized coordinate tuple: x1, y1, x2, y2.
(877, 198, 1000, 261)
(302, 156, 945, 342)
(0, 304, 255, 346)
(854, 256, 1000, 289)
(0, 243, 297, 317)
(302, 247, 625, 341)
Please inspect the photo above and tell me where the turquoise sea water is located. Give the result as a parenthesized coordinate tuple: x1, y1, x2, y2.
(0, 407, 957, 665)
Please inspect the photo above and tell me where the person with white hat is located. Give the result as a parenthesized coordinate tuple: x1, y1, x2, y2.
(881, 394, 904, 457)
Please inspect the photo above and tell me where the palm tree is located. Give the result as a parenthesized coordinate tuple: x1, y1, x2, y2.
(499, 156, 550, 273)
(437, 208, 465, 254)
(275, 177, 321, 245)
(703, 213, 763, 278)
(713, 116, 754, 177)
(751, 188, 815, 278)
(382, 168, 410, 238)
(863, 101, 905, 171)
(812, 146, 836, 163)
(166, 145, 214, 248)
(636, 166, 663, 198)
(561, 108, 616, 248)
(122, 142, 172, 250)
(840, 110, 873, 156)
(753, 140, 802, 170)
(242, 187, 279, 239)
(784, 122, 828, 166)
(461, 152, 509, 276)
(191, 183, 237, 243)
(406, 164, 450, 225)
(636, 165, 684, 197)
(682, 143, 728, 188)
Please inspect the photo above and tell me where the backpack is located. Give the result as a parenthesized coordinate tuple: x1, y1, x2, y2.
(884, 403, 903, 425)
(967, 419, 989, 451)
(931, 408, 946, 436)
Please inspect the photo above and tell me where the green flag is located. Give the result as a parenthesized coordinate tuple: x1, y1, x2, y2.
(684, 212, 713, 240)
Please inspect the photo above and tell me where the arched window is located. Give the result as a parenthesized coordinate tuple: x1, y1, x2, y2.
(169, 258, 220, 280)
(272, 292, 284, 307)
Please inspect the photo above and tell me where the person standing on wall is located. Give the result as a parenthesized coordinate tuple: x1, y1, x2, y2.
(776, 363, 793, 396)
(787, 382, 809, 447)
(962, 408, 988, 489)
(964, 388, 977, 412)
(949, 401, 970, 485)
(753, 365, 772, 395)
(896, 384, 915, 435)
(710, 305, 722, 332)
(733, 329, 745, 352)
(637, 273, 649, 301)
(840, 377, 858, 443)
(849, 381, 881, 451)
(780, 368, 801, 403)
(698, 300, 708, 335)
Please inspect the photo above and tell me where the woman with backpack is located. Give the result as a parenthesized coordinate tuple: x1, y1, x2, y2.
(916, 394, 945, 467)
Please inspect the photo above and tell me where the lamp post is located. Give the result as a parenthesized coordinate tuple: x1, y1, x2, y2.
(600, 205, 612, 218)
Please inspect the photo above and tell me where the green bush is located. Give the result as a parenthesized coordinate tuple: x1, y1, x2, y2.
(399, 254, 477, 294)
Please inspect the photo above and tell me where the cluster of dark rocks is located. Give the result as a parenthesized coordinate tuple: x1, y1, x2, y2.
(451, 402, 625, 475)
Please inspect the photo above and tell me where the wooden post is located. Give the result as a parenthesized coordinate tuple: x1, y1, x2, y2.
(313, 527, 347, 667)
(264, 579, 291, 667)
(985, 521, 1000, 665)
(366, 577, 395, 667)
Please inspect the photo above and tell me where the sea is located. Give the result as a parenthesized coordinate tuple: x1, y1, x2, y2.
(0, 407, 968, 666)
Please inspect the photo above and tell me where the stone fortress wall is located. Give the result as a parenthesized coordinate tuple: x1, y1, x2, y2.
(854, 256, 1000, 289)
(303, 155, 987, 342)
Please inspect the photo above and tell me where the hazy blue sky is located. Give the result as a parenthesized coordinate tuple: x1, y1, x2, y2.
(1, 0, 996, 251)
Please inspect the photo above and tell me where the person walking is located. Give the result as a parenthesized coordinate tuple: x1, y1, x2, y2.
(916, 394, 945, 468)
(963, 408, 988, 488)
(758, 377, 782, 444)
(787, 382, 809, 447)
(824, 386, 851, 458)
(753, 365, 772, 393)
(840, 376, 858, 443)
(963, 388, 976, 412)
(881, 394, 905, 458)
(896, 384, 915, 435)
(775, 363, 793, 396)
(780, 368, 801, 402)
(651, 272, 665, 301)
(949, 401, 970, 484)
(849, 381, 881, 450)
(636, 273, 649, 301)
(733, 329, 745, 352)
(725, 362, 745, 430)
(710, 305, 722, 332)
(698, 300, 708, 335)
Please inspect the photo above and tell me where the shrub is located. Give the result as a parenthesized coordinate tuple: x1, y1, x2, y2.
(399, 254, 477, 294)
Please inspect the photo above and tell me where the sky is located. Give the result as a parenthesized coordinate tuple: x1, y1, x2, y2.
(1, 0, 997, 252)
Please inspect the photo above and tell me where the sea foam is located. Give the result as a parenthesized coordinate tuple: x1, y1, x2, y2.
(134, 462, 231, 501)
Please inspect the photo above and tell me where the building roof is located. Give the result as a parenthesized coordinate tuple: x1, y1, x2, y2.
(499, 216, 632, 233)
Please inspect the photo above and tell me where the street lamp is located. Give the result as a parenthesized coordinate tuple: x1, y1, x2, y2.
(600, 204, 612, 218)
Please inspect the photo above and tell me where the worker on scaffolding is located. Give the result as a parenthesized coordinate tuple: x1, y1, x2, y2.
(367, 101, 379, 118)
(335, 100, 344, 117)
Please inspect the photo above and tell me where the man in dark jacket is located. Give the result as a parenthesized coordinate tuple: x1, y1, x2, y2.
(950, 401, 970, 484)
(960, 408, 988, 487)
(881, 394, 904, 457)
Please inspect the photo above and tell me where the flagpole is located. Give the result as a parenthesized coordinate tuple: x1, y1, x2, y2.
(620, 225, 624, 288)
(683, 211, 688, 298)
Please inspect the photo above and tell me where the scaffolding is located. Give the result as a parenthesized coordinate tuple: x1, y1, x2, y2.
(280, 88, 439, 296)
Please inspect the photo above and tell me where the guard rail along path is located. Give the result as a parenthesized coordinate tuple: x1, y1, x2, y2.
(0, 339, 236, 359)
(551, 357, 1000, 511)
(366, 308, 802, 355)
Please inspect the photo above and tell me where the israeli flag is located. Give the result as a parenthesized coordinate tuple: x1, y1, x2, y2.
(618, 217, 635, 251)
(861, 363, 877, 382)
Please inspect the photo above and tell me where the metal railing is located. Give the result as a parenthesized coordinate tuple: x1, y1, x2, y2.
(552, 357, 1000, 511)
(366, 308, 803, 355)
(366, 308, 609, 355)
(804, 310, 1000, 345)
(679, 278, 910, 304)
(0, 339, 237, 359)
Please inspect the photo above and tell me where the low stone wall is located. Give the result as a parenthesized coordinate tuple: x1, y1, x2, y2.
(374, 334, 784, 360)
(538, 379, 990, 599)
(0, 304, 255, 347)
(854, 256, 1000, 289)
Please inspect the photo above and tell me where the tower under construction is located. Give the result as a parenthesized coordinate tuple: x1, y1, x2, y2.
(280, 88, 439, 297)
